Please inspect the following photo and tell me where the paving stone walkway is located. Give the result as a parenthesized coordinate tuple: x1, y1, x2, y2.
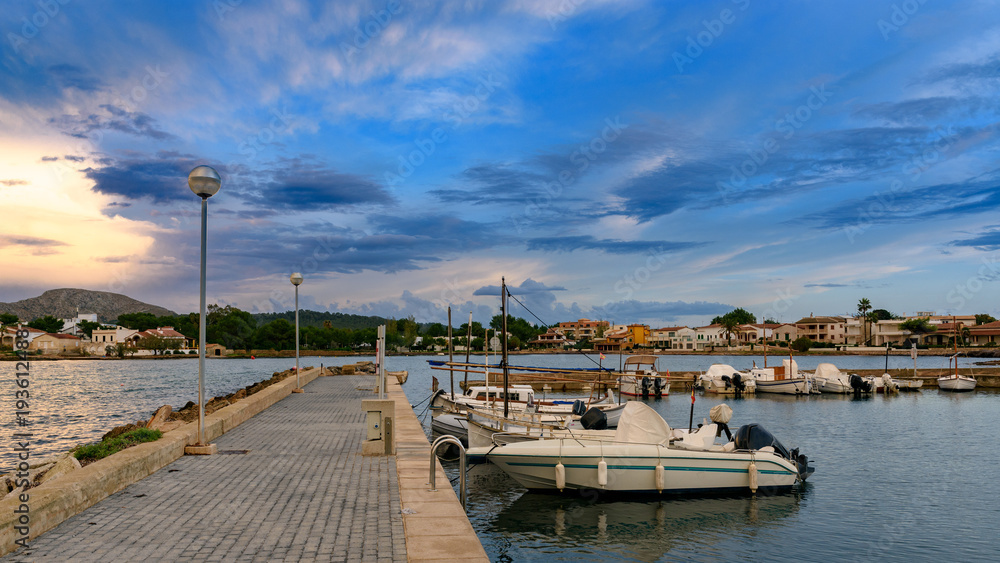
(3, 375, 406, 562)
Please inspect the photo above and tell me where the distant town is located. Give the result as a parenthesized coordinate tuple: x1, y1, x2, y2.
(3, 301, 999, 357)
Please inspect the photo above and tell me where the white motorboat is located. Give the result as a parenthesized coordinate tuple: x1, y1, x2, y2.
(812, 363, 851, 394)
(750, 359, 810, 395)
(617, 355, 670, 398)
(430, 385, 620, 421)
(699, 364, 755, 396)
(939, 353, 977, 391)
(430, 413, 469, 444)
(468, 402, 813, 495)
(465, 407, 618, 448)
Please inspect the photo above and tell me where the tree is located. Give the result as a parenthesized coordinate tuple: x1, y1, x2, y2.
(763, 317, 778, 325)
(0, 313, 19, 326)
(28, 315, 64, 333)
(719, 317, 741, 346)
(857, 298, 872, 345)
(78, 320, 102, 338)
(490, 314, 543, 344)
(424, 323, 447, 337)
(976, 314, 997, 325)
(206, 305, 256, 351)
(115, 312, 160, 331)
(899, 318, 935, 344)
(790, 336, 812, 352)
(871, 309, 896, 321)
(253, 319, 296, 350)
(711, 308, 756, 325)
(106, 342, 135, 358)
(138, 334, 170, 355)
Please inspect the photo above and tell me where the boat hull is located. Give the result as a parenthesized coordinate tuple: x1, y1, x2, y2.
(754, 378, 809, 395)
(618, 376, 670, 398)
(938, 376, 976, 391)
(478, 441, 801, 494)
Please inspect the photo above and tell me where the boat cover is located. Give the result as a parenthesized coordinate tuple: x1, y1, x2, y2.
(704, 364, 740, 379)
(613, 402, 671, 444)
(814, 363, 841, 379)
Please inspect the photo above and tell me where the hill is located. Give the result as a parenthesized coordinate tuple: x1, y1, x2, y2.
(253, 310, 388, 329)
(0, 288, 176, 323)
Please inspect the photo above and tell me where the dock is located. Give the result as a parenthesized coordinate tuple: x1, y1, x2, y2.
(1, 373, 486, 562)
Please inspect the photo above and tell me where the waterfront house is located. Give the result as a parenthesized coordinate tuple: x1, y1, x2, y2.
(968, 321, 1000, 346)
(794, 316, 847, 344)
(59, 312, 99, 336)
(771, 323, 798, 343)
(91, 326, 140, 347)
(554, 319, 610, 341)
(1, 326, 46, 349)
(650, 326, 696, 350)
(694, 324, 726, 349)
(137, 326, 191, 349)
(528, 328, 574, 349)
(29, 333, 81, 353)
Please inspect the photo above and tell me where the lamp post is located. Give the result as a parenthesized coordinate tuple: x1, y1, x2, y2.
(290, 272, 304, 393)
(185, 165, 221, 455)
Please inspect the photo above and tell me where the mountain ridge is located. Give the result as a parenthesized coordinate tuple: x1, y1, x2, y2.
(0, 288, 176, 323)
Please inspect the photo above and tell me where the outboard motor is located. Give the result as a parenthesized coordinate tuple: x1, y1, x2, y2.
(571, 400, 587, 416)
(580, 407, 608, 430)
(736, 424, 814, 482)
(653, 376, 666, 398)
(641, 376, 652, 398)
(721, 374, 732, 389)
(731, 372, 746, 398)
(849, 374, 873, 396)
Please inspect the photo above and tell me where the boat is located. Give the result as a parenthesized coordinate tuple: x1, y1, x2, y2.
(430, 385, 624, 426)
(430, 412, 469, 444)
(617, 355, 670, 398)
(698, 364, 755, 396)
(465, 407, 617, 449)
(812, 363, 852, 394)
(938, 353, 977, 392)
(750, 359, 810, 395)
(896, 343, 923, 390)
(467, 402, 813, 495)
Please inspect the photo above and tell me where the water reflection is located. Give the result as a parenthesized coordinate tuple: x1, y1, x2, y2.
(487, 487, 804, 562)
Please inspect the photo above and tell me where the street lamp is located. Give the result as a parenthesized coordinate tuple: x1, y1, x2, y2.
(291, 272, 304, 393)
(186, 165, 221, 455)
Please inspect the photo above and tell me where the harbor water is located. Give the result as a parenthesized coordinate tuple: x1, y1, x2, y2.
(3, 354, 998, 561)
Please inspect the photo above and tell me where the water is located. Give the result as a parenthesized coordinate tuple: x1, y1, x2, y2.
(3, 353, 997, 561)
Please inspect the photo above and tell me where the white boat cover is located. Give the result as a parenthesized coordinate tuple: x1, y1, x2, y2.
(613, 402, 671, 444)
(814, 363, 842, 379)
(704, 364, 740, 379)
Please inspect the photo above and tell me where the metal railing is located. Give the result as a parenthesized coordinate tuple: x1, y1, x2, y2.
(428, 435, 466, 510)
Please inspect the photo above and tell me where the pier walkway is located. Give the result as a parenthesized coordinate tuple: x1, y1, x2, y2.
(3, 375, 406, 562)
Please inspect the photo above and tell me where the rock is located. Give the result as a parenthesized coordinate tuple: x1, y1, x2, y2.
(156, 420, 184, 433)
(28, 453, 69, 469)
(232, 389, 247, 401)
(102, 423, 141, 441)
(341, 364, 356, 375)
(146, 405, 173, 430)
(38, 454, 81, 485)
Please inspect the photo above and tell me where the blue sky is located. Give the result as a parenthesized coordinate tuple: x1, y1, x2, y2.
(2, 0, 999, 327)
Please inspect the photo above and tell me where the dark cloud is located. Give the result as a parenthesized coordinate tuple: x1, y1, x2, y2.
(804, 283, 850, 288)
(853, 97, 988, 125)
(51, 104, 176, 141)
(95, 256, 130, 263)
(428, 163, 551, 205)
(239, 162, 395, 211)
(63, 155, 86, 162)
(0, 236, 67, 249)
(1, 179, 28, 186)
(920, 55, 1000, 84)
(40, 156, 59, 162)
(525, 235, 703, 255)
(949, 227, 1000, 251)
(473, 279, 568, 297)
(85, 151, 202, 202)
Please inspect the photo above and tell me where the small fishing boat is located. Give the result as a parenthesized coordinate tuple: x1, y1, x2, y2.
(812, 363, 852, 394)
(698, 364, 755, 396)
(617, 355, 670, 398)
(467, 402, 813, 495)
(938, 353, 977, 391)
(430, 385, 624, 426)
(750, 359, 810, 395)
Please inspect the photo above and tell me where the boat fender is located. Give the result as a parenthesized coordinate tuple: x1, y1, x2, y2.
(597, 460, 608, 488)
(555, 462, 566, 491)
(748, 459, 758, 493)
(655, 464, 665, 492)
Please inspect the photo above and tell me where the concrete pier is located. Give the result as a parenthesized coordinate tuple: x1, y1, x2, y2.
(1, 374, 485, 562)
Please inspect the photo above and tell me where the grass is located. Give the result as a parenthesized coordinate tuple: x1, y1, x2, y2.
(73, 428, 163, 464)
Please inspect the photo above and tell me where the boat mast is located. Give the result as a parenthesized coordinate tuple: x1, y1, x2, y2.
(464, 311, 472, 391)
(501, 277, 510, 417)
(448, 307, 454, 400)
(953, 315, 958, 377)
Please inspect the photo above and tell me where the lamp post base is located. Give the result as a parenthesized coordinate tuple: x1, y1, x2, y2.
(292, 388, 305, 393)
(184, 443, 218, 455)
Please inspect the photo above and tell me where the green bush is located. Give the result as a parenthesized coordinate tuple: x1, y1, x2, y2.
(790, 336, 812, 352)
(74, 428, 163, 463)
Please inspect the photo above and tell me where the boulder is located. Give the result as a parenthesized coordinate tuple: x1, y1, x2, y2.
(341, 365, 356, 375)
(38, 454, 81, 485)
(102, 423, 141, 441)
(232, 389, 247, 401)
(146, 405, 173, 431)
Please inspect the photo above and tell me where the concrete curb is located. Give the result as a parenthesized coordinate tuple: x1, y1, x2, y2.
(0, 367, 320, 557)
(387, 380, 490, 562)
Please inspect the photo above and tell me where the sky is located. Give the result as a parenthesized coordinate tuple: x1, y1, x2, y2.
(2, 0, 1000, 328)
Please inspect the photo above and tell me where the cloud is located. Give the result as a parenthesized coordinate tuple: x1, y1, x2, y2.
(0, 235, 67, 255)
(1, 179, 28, 186)
(95, 256, 130, 263)
(920, 55, 1000, 84)
(473, 278, 568, 297)
(525, 235, 704, 254)
(51, 105, 176, 141)
(85, 151, 203, 202)
(47, 64, 104, 92)
(804, 283, 850, 288)
(853, 97, 988, 125)
(239, 161, 395, 211)
(949, 227, 1000, 251)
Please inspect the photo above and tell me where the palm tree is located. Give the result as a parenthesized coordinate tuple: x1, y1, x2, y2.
(857, 298, 872, 345)
(719, 317, 740, 347)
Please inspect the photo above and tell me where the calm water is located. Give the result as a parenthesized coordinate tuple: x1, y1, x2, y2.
(3, 353, 997, 561)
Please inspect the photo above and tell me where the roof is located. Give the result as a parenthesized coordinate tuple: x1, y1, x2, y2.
(971, 320, 1000, 330)
(3, 326, 45, 334)
(794, 316, 846, 324)
(654, 326, 689, 331)
(140, 327, 187, 339)
(42, 333, 81, 340)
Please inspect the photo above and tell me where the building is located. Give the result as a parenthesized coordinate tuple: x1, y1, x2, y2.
(137, 326, 191, 349)
(771, 323, 798, 343)
(968, 321, 1000, 346)
(694, 324, 726, 349)
(650, 326, 696, 350)
(91, 326, 141, 348)
(29, 333, 82, 353)
(1, 326, 46, 349)
(736, 323, 784, 344)
(794, 316, 847, 344)
(59, 312, 99, 336)
(554, 319, 610, 341)
(528, 328, 574, 348)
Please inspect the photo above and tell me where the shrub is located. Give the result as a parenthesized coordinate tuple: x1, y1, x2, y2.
(74, 428, 163, 464)
(790, 336, 812, 352)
